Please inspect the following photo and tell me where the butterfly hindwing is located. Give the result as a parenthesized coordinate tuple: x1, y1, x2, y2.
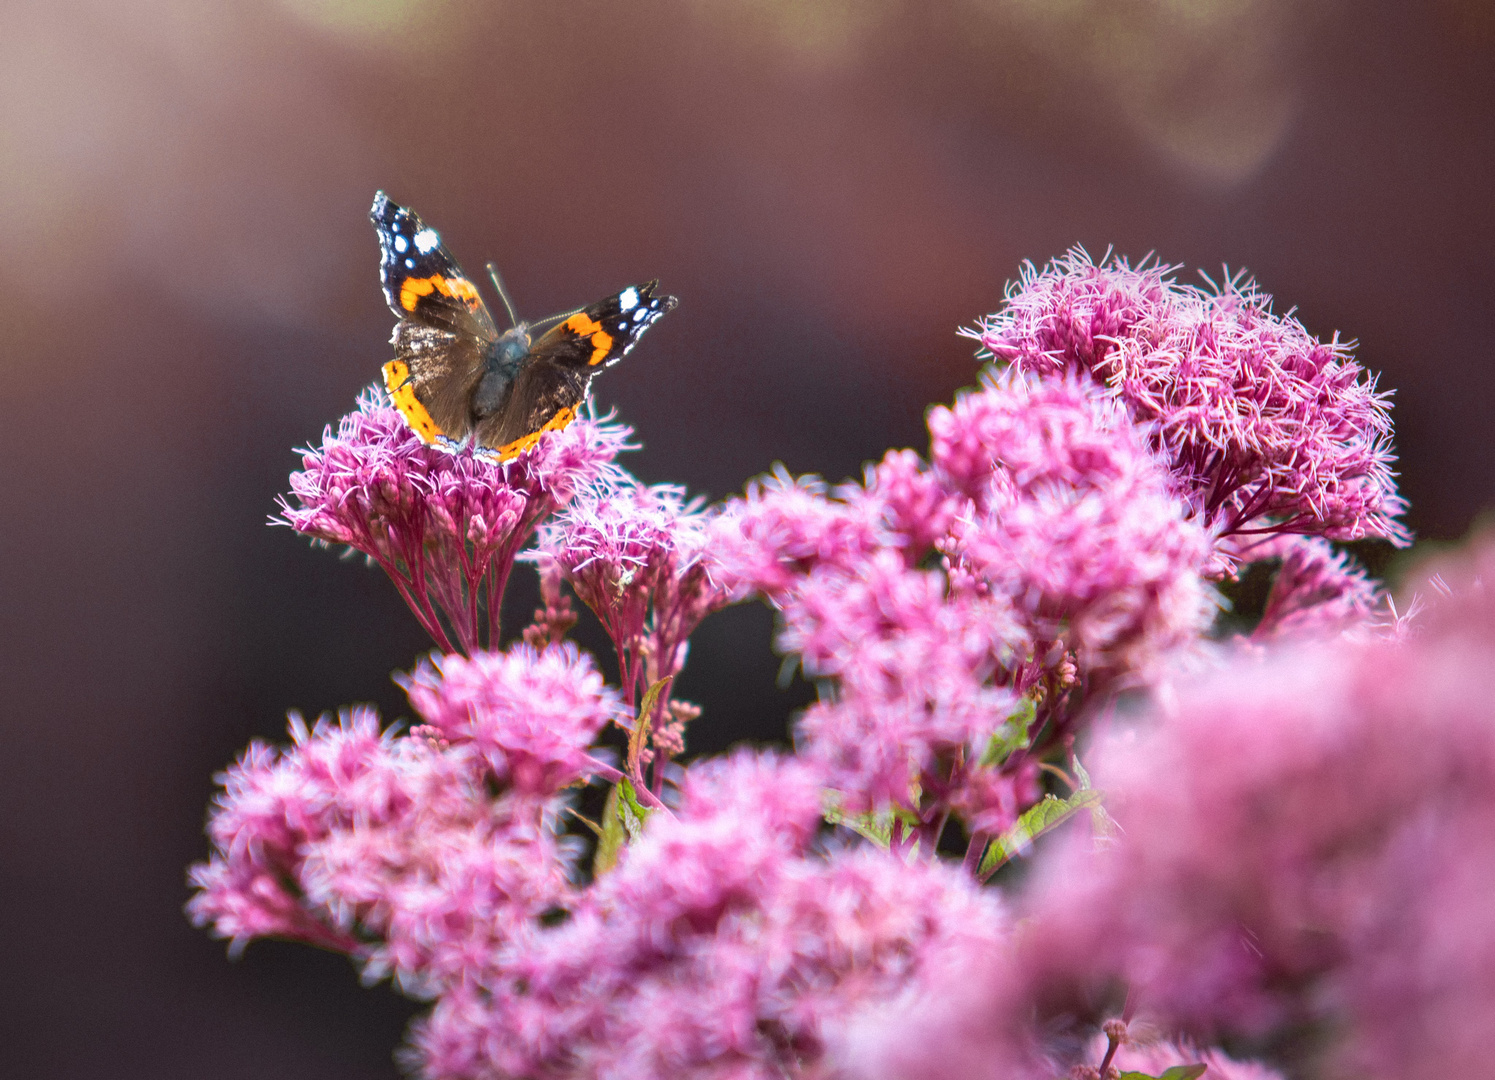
(472, 360, 593, 462)
(383, 323, 486, 444)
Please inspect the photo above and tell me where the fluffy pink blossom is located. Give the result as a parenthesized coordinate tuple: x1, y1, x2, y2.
(775, 549, 1015, 678)
(1018, 537, 1495, 1079)
(838, 449, 959, 560)
(276, 387, 632, 652)
(935, 374, 1213, 675)
(186, 709, 573, 994)
(767, 539, 1033, 834)
(708, 465, 887, 599)
(791, 565, 1027, 818)
(928, 370, 1163, 508)
(1228, 533, 1381, 640)
(963, 247, 1409, 546)
(534, 480, 732, 701)
(408, 752, 1014, 1080)
(400, 643, 621, 797)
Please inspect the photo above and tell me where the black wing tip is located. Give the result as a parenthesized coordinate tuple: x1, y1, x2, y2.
(638, 280, 679, 310)
(371, 190, 412, 227)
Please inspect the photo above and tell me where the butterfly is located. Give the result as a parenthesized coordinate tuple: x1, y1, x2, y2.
(370, 191, 676, 461)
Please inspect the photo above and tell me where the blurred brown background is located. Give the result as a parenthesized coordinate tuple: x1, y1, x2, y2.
(1, 0, 1492, 1076)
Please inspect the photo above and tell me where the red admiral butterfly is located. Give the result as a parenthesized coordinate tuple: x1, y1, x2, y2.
(371, 191, 676, 462)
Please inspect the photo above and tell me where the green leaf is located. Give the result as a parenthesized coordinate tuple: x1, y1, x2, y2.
(980, 697, 1036, 767)
(1159, 1066, 1208, 1080)
(1118, 1065, 1206, 1080)
(1071, 754, 1120, 847)
(823, 795, 921, 849)
(979, 788, 1105, 875)
(593, 778, 652, 876)
(627, 676, 672, 778)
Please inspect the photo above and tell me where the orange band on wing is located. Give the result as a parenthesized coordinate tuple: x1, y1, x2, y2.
(399, 275, 483, 313)
(383, 359, 446, 444)
(563, 312, 615, 366)
(490, 405, 579, 462)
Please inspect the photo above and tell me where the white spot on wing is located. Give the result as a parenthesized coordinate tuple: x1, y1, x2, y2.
(414, 229, 440, 254)
(393, 234, 408, 253)
(618, 287, 639, 312)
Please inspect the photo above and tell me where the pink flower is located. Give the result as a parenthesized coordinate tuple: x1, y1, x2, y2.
(709, 465, 886, 599)
(400, 643, 621, 797)
(928, 369, 1163, 509)
(1018, 536, 1495, 1078)
(963, 247, 1409, 546)
(793, 579, 1026, 815)
(534, 480, 732, 700)
(839, 449, 960, 560)
(769, 542, 1032, 828)
(276, 387, 632, 653)
(935, 373, 1213, 677)
(407, 752, 1014, 1080)
(1227, 533, 1382, 640)
(186, 709, 575, 993)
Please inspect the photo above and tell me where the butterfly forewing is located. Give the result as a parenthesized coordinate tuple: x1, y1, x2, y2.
(527, 281, 678, 370)
(371, 192, 498, 340)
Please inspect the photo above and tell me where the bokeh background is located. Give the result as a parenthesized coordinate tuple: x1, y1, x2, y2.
(2, 0, 1492, 1076)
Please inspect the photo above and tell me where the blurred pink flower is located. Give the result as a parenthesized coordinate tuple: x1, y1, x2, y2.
(790, 557, 1027, 818)
(839, 448, 959, 560)
(276, 387, 632, 652)
(709, 465, 886, 599)
(1231, 533, 1382, 640)
(1019, 536, 1495, 1078)
(963, 248, 1409, 547)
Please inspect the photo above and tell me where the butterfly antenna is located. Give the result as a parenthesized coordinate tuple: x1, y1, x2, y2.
(485, 263, 521, 329)
(530, 305, 586, 330)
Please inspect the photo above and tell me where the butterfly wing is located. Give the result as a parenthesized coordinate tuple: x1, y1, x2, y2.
(472, 360, 594, 462)
(527, 280, 677, 370)
(471, 282, 677, 460)
(370, 191, 500, 444)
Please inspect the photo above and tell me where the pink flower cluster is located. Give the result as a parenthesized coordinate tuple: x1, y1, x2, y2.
(533, 480, 731, 699)
(963, 248, 1409, 547)
(401, 644, 621, 797)
(276, 387, 632, 653)
(193, 248, 1424, 1080)
(1232, 532, 1382, 640)
(188, 644, 617, 996)
(531, 478, 733, 787)
(411, 752, 1015, 1080)
(710, 370, 1213, 850)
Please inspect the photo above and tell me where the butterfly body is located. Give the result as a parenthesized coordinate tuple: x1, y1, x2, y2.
(370, 191, 676, 461)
